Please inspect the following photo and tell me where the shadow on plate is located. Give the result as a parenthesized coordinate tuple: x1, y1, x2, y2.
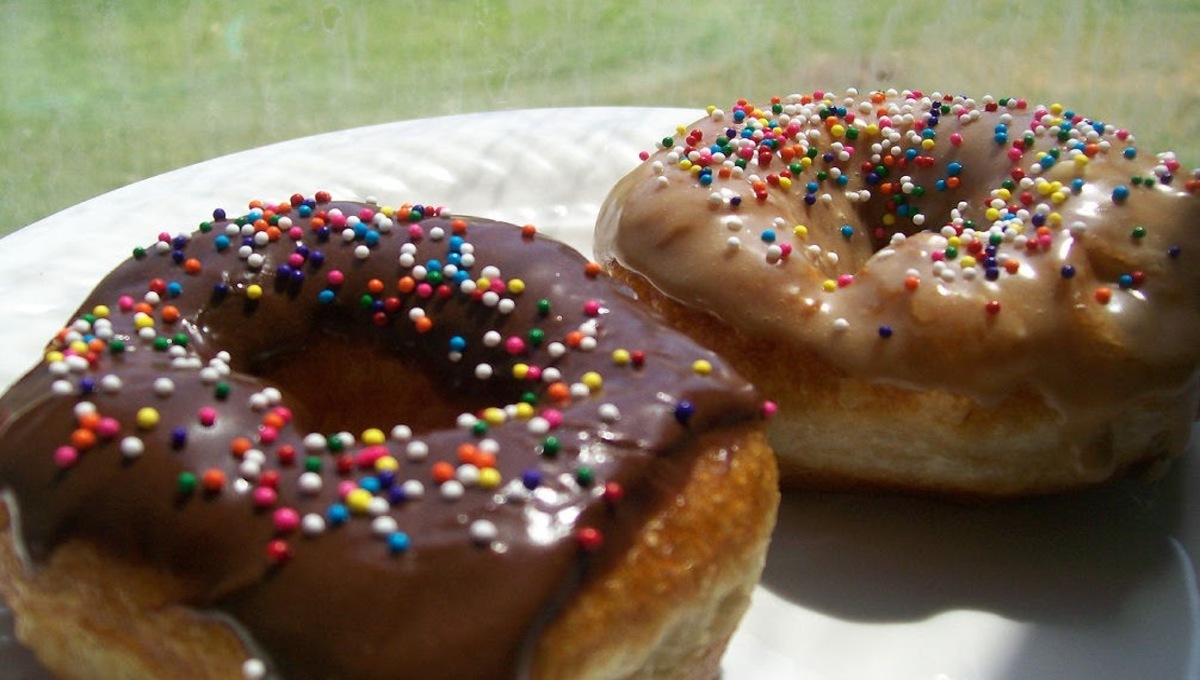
(760, 451, 1191, 626)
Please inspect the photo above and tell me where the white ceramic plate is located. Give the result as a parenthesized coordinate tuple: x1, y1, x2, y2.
(1, 108, 1197, 679)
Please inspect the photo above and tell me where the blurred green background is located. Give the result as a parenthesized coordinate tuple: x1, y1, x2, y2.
(3, 0, 1199, 237)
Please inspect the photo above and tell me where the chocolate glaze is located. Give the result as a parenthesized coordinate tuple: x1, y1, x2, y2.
(0, 197, 764, 678)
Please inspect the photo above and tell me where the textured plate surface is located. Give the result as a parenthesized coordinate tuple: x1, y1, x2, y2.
(1, 108, 1198, 679)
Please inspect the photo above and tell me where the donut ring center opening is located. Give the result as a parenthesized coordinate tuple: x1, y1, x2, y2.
(247, 330, 509, 437)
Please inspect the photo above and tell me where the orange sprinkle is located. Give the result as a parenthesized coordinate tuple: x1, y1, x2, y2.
(249, 199, 264, 210)
(367, 278, 385, 295)
(184, 258, 202, 275)
(474, 451, 497, 469)
(134, 302, 154, 315)
(201, 469, 226, 492)
(451, 218, 469, 234)
(546, 382, 571, 403)
(77, 411, 101, 430)
(265, 226, 282, 241)
(904, 275, 920, 292)
(565, 331, 584, 348)
(87, 338, 107, 353)
(1095, 287, 1113, 304)
(584, 261, 603, 278)
(521, 224, 537, 238)
(397, 276, 416, 294)
(414, 316, 434, 333)
(261, 412, 286, 430)
(431, 461, 455, 484)
(946, 176, 961, 189)
(457, 443, 480, 465)
(230, 437, 254, 458)
(161, 305, 180, 323)
(1004, 259, 1020, 274)
(70, 428, 97, 451)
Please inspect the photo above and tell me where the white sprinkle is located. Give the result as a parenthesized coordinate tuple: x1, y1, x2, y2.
(298, 471, 323, 495)
(100, 375, 123, 393)
(301, 513, 326, 536)
(832, 318, 850, 331)
(457, 412, 478, 429)
(469, 519, 498, 545)
(354, 244, 371, 260)
(441, 480, 465, 500)
(482, 331, 502, 347)
(242, 658, 267, 680)
(390, 425, 412, 441)
(372, 516, 399, 537)
(120, 437, 144, 459)
(153, 378, 175, 397)
(303, 433, 327, 452)
(401, 479, 425, 499)
(456, 464, 481, 486)
(475, 363, 494, 380)
(406, 441, 429, 461)
(598, 403, 620, 422)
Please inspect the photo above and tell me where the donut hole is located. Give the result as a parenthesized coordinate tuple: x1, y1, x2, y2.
(247, 330, 514, 437)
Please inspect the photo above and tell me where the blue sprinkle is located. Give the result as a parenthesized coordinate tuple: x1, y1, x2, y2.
(1123, 147, 1137, 160)
(1112, 185, 1131, 203)
(1060, 265, 1077, 279)
(946, 161, 963, 177)
(522, 469, 542, 490)
(674, 401, 695, 425)
(388, 532, 411, 554)
(840, 225, 854, 239)
(327, 503, 350, 526)
(359, 476, 382, 494)
(1118, 274, 1135, 289)
(170, 427, 187, 449)
(166, 281, 183, 297)
(297, 205, 313, 218)
(214, 235, 231, 251)
(364, 230, 380, 247)
(317, 289, 336, 304)
(309, 251, 325, 268)
(449, 335, 467, 352)
(878, 325, 893, 339)
(212, 208, 227, 221)
(761, 229, 776, 243)
(1071, 178, 1085, 194)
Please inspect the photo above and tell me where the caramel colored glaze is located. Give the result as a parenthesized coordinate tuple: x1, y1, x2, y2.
(0, 197, 764, 678)
(596, 89, 1200, 454)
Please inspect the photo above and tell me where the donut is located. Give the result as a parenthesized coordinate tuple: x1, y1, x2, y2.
(0, 193, 778, 678)
(595, 88, 1200, 497)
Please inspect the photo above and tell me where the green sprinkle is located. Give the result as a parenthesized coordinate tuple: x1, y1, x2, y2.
(177, 471, 198, 494)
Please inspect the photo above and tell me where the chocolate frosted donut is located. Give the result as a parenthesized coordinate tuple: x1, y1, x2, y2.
(596, 89, 1200, 497)
(0, 194, 777, 678)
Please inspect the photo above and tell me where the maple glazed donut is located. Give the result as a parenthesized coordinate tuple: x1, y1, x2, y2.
(0, 193, 778, 679)
(596, 88, 1200, 497)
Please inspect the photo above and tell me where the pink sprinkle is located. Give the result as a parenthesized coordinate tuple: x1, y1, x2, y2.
(541, 409, 564, 429)
(950, 133, 963, 146)
(778, 243, 793, 258)
(417, 282, 434, 298)
(272, 407, 293, 424)
(337, 480, 358, 499)
(198, 407, 218, 427)
(327, 270, 345, 286)
(407, 224, 424, 241)
(118, 295, 135, 312)
(639, 150, 650, 161)
(505, 336, 527, 355)
(288, 227, 304, 241)
(358, 208, 376, 222)
(258, 425, 279, 445)
(836, 274, 854, 288)
(1007, 147, 1024, 161)
(287, 253, 305, 268)
(489, 279, 507, 295)
(583, 300, 602, 316)
(761, 401, 778, 418)
(252, 486, 278, 508)
(525, 365, 542, 381)
(96, 417, 121, 439)
(273, 507, 301, 534)
(329, 212, 348, 228)
(54, 446, 79, 469)
(355, 445, 388, 469)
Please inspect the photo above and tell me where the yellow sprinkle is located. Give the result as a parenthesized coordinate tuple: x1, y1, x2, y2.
(960, 256, 977, 268)
(921, 138, 936, 150)
(136, 407, 160, 430)
(1051, 191, 1068, 204)
(1048, 212, 1064, 226)
(1050, 103, 1064, 115)
(830, 124, 846, 138)
(92, 305, 110, 318)
(994, 188, 1012, 201)
(511, 363, 530, 380)
(514, 402, 535, 420)
(678, 159, 693, 171)
(676, 124, 687, 135)
(507, 279, 525, 295)
(822, 279, 837, 293)
(611, 348, 631, 366)
(44, 350, 64, 363)
(478, 467, 502, 490)
(778, 176, 792, 190)
(692, 359, 713, 376)
(799, 156, 813, 168)
(381, 205, 395, 217)
(882, 214, 896, 226)
(375, 456, 399, 472)
(985, 207, 1001, 222)
(706, 105, 716, 114)
(581, 371, 603, 391)
(346, 488, 372, 514)
(793, 224, 808, 238)
(69, 340, 88, 354)
(1074, 154, 1089, 167)
(689, 164, 703, 177)
(246, 284, 263, 300)
(483, 407, 507, 425)
(947, 236, 962, 248)
(134, 313, 155, 330)
(361, 428, 386, 445)
(865, 123, 880, 136)
(475, 276, 491, 290)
